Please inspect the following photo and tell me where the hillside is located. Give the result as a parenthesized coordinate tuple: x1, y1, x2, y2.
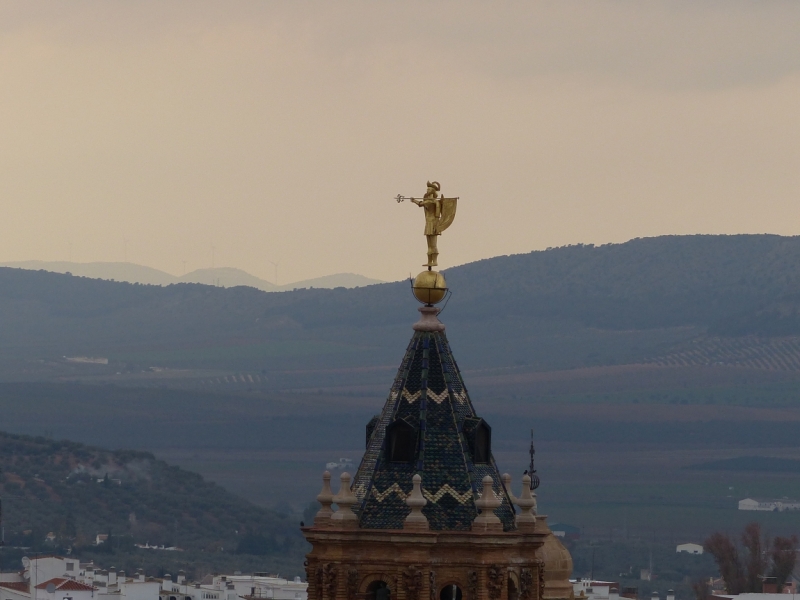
(0, 431, 307, 574)
(4, 235, 800, 387)
(5, 235, 800, 577)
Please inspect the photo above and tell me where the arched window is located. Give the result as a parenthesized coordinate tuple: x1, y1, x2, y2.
(439, 585, 463, 600)
(386, 419, 417, 463)
(367, 581, 391, 600)
(508, 576, 519, 600)
(473, 420, 491, 464)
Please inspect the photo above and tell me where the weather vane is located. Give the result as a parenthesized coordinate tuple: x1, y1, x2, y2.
(528, 428, 540, 490)
(396, 181, 459, 307)
(396, 181, 458, 269)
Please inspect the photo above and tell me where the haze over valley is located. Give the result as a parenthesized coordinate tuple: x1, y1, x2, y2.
(3, 1, 800, 594)
(0, 261, 383, 291)
(4, 235, 800, 583)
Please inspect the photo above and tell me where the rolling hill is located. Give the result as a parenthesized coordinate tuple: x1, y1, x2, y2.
(0, 430, 307, 576)
(4, 235, 800, 385)
(5, 235, 800, 578)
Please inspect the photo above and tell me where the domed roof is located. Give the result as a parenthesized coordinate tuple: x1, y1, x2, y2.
(352, 313, 516, 531)
(535, 516, 574, 600)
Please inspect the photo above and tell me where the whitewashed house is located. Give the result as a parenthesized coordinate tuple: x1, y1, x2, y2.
(0, 555, 307, 600)
(209, 574, 307, 600)
(676, 543, 704, 554)
(571, 579, 620, 600)
(739, 498, 800, 512)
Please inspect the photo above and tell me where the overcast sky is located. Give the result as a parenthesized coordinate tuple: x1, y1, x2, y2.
(1, 1, 799, 283)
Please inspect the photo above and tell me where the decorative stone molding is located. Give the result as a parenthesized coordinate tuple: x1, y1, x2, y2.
(314, 566, 324, 600)
(324, 564, 338, 600)
(429, 571, 437, 600)
(404, 475, 429, 530)
(403, 566, 423, 600)
(515, 475, 537, 529)
(332, 472, 359, 526)
(413, 306, 445, 332)
(472, 476, 502, 531)
(347, 569, 359, 600)
(467, 570, 478, 600)
(487, 566, 504, 600)
(534, 560, 545, 600)
(315, 471, 334, 526)
(520, 568, 534, 600)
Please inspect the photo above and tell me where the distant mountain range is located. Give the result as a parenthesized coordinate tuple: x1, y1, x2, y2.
(0, 260, 383, 291)
(6, 234, 800, 391)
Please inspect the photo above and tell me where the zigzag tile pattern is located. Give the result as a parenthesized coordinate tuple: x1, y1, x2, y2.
(354, 325, 516, 531)
(370, 482, 476, 505)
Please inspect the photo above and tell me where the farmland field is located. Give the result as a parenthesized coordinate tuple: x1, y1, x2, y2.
(107, 339, 369, 366)
(3, 378, 799, 543)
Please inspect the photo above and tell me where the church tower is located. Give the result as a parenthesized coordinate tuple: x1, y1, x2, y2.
(302, 183, 573, 600)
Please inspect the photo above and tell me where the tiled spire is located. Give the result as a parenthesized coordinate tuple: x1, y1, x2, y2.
(352, 314, 516, 531)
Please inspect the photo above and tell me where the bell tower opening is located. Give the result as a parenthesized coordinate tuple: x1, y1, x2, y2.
(508, 575, 519, 600)
(367, 580, 391, 600)
(473, 420, 491, 464)
(439, 585, 463, 600)
(386, 419, 417, 463)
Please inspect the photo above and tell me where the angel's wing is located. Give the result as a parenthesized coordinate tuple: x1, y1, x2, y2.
(435, 197, 457, 233)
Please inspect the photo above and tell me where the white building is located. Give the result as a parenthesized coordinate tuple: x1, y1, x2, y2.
(713, 595, 797, 600)
(0, 555, 83, 600)
(677, 543, 704, 554)
(0, 582, 29, 600)
(571, 580, 620, 600)
(35, 578, 96, 600)
(208, 574, 306, 600)
(324, 458, 354, 470)
(0, 556, 307, 600)
(739, 498, 800, 512)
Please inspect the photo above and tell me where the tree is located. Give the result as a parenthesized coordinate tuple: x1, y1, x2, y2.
(769, 535, 798, 592)
(704, 532, 745, 594)
(742, 522, 767, 593)
(705, 523, 799, 594)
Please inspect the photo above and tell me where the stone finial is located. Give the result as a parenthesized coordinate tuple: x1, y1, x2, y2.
(501, 473, 517, 503)
(515, 474, 537, 530)
(413, 306, 445, 332)
(472, 475, 502, 532)
(404, 474, 429, 530)
(331, 472, 359, 527)
(314, 471, 334, 526)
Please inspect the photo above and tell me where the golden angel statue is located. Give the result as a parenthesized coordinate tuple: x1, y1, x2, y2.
(397, 181, 458, 267)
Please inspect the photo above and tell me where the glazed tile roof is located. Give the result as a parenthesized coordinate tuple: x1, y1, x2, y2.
(352, 327, 516, 531)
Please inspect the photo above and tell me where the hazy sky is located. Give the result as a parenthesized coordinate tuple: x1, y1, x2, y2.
(2, 2, 799, 283)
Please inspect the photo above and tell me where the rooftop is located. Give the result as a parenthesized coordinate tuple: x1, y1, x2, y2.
(353, 317, 516, 531)
(35, 578, 95, 592)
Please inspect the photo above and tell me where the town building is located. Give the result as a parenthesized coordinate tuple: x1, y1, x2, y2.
(0, 556, 307, 600)
(738, 498, 800, 512)
(205, 575, 306, 600)
(711, 594, 797, 600)
(571, 579, 620, 600)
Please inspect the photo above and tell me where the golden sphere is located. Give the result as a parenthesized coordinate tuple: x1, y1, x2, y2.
(412, 270, 447, 305)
